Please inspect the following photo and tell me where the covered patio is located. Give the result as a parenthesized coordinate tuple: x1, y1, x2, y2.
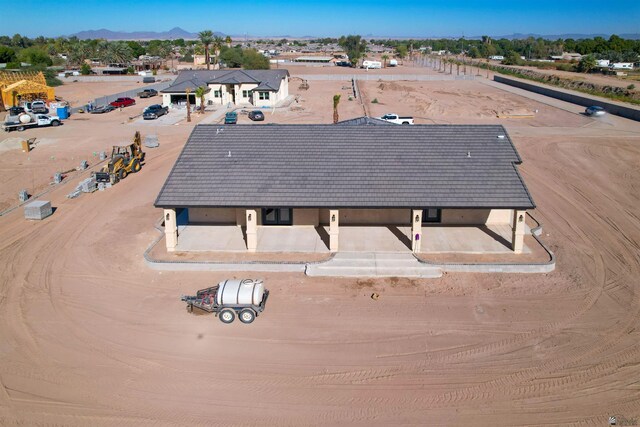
(172, 224, 530, 254)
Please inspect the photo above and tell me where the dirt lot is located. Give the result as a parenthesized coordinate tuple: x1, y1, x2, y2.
(1, 68, 639, 425)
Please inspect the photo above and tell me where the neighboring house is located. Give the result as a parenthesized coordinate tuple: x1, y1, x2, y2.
(160, 69, 290, 108)
(294, 56, 336, 63)
(155, 121, 535, 254)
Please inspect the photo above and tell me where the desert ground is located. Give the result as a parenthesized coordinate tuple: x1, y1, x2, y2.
(1, 65, 639, 425)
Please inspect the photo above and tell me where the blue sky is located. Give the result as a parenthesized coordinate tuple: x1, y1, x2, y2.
(1, 0, 638, 38)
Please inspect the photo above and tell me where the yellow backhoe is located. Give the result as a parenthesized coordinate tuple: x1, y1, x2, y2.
(95, 131, 145, 184)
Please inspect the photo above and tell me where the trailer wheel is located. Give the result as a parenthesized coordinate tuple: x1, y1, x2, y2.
(239, 308, 256, 324)
(187, 304, 193, 313)
(219, 309, 235, 324)
(17, 126, 25, 132)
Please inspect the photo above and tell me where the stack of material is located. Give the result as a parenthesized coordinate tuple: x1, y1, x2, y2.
(24, 200, 53, 220)
(78, 177, 97, 193)
(18, 189, 29, 202)
(54, 172, 63, 184)
(99, 151, 107, 161)
(79, 160, 88, 170)
(144, 134, 159, 148)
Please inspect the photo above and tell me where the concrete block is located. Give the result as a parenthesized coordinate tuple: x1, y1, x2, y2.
(99, 151, 107, 161)
(54, 172, 63, 184)
(24, 200, 53, 220)
(79, 177, 97, 193)
(79, 160, 88, 170)
(18, 189, 29, 202)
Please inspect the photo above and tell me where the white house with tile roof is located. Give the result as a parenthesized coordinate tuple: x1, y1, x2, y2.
(161, 69, 289, 108)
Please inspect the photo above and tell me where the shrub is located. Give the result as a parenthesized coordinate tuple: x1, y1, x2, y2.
(371, 98, 379, 103)
(80, 63, 91, 75)
(628, 84, 636, 90)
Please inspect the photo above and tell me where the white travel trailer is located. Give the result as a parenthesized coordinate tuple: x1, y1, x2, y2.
(362, 60, 382, 69)
(610, 62, 633, 70)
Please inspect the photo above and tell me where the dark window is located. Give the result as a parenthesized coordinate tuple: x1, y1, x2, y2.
(422, 208, 441, 223)
(262, 208, 293, 225)
(259, 91, 270, 100)
(242, 90, 250, 98)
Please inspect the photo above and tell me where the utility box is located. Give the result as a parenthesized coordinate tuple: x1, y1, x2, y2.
(24, 200, 53, 220)
(18, 189, 29, 202)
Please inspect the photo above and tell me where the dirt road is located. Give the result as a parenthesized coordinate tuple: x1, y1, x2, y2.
(0, 75, 639, 425)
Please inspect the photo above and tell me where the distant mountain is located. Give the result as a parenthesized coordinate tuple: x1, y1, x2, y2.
(69, 27, 225, 40)
(477, 33, 640, 41)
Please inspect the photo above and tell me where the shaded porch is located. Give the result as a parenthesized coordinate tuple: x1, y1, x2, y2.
(172, 224, 529, 254)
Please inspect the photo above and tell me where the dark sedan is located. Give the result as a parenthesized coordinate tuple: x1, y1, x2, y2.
(91, 105, 116, 114)
(143, 104, 169, 120)
(248, 110, 265, 121)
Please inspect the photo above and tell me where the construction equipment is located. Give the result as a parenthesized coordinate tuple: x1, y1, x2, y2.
(95, 131, 145, 184)
(181, 279, 270, 324)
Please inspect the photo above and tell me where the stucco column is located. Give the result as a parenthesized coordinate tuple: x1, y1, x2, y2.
(412, 209, 423, 253)
(329, 209, 339, 252)
(246, 209, 257, 252)
(164, 209, 178, 252)
(512, 210, 526, 253)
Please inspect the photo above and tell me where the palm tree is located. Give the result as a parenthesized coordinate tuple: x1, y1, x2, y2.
(212, 36, 224, 69)
(381, 54, 389, 68)
(195, 86, 206, 114)
(332, 94, 341, 124)
(198, 30, 214, 70)
(186, 87, 192, 122)
(225, 35, 232, 48)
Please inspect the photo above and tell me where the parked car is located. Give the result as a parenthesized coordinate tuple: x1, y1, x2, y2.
(24, 101, 48, 114)
(378, 113, 414, 125)
(585, 106, 606, 116)
(142, 76, 156, 83)
(336, 61, 352, 67)
(90, 105, 116, 114)
(138, 88, 158, 98)
(143, 104, 169, 120)
(248, 110, 265, 121)
(110, 97, 136, 108)
(225, 111, 238, 124)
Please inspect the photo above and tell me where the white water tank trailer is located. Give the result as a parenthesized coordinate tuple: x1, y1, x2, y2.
(181, 279, 269, 324)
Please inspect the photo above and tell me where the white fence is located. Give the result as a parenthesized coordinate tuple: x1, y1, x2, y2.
(300, 74, 476, 81)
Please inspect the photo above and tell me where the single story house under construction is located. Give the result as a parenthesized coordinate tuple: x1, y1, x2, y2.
(155, 120, 535, 254)
(160, 69, 289, 108)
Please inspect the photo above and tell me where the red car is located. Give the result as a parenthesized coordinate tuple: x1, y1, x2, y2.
(110, 97, 136, 108)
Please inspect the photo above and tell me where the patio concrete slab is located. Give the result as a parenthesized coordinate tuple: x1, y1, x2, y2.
(421, 224, 530, 254)
(257, 226, 329, 253)
(175, 225, 247, 252)
(339, 226, 412, 252)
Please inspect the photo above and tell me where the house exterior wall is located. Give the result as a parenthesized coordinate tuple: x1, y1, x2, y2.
(293, 209, 319, 226)
(339, 209, 410, 225)
(189, 208, 237, 223)
(441, 209, 512, 225)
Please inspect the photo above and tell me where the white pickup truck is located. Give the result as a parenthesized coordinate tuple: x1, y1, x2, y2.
(2, 113, 61, 132)
(378, 113, 414, 125)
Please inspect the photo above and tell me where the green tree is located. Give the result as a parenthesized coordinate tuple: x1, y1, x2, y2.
(577, 55, 597, 73)
(198, 30, 214, 69)
(396, 44, 408, 64)
(502, 51, 523, 65)
(225, 35, 232, 48)
(242, 49, 270, 69)
(126, 41, 145, 58)
(219, 46, 243, 68)
(17, 47, 52, 66)
(381, 54, 389, 67)
(0, 46, 16, 63)
(468, 46, 481, 59)
(80, 63, 92, 75)
(338, 35, 367, 67)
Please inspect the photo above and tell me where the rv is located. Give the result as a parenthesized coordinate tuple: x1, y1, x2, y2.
(362, 60, 382, 69)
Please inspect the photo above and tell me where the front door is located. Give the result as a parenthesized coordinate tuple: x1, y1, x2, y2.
(262, 208, 293, 225)
(227, 85, 236, 104)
